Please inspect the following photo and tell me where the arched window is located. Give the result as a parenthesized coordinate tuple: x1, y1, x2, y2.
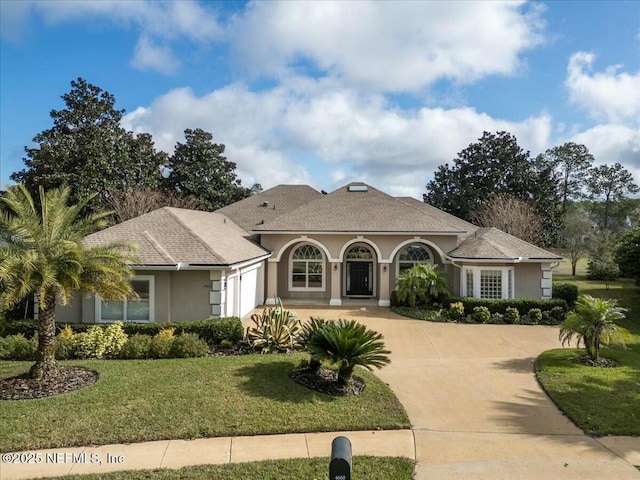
(397, 245, 432, 274)
(290, 244, 324, 290)
(346, 245, 373, 259)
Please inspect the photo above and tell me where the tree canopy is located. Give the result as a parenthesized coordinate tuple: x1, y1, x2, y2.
(11, 78, 256, 217)
(586, 163, 639, 230)
(424, 131, 562, 244)
(536, 142, 594, 215)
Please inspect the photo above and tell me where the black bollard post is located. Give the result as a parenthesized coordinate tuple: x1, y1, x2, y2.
(329, 436, 352, 480)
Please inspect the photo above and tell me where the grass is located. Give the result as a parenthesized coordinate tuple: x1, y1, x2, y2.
(40, 456, 416, 480)
(537, 272, 640, 436)
(0, 354, 409, 452)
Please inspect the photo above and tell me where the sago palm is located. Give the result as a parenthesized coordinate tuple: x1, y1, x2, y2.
(0, 185, 137, 379)
(395, 263, 449, 307)
(307, 319, 391, 385)
(559, 294, 627, 361)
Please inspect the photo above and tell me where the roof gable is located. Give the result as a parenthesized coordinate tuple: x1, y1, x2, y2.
(217, 185, 323, 232)
(447, 227, 562, 260)
(254, 182, 475, 233)
(86, 207, 269, 266)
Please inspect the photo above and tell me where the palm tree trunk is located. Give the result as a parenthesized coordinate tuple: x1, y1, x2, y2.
(30, 293, 59, 379)
(337, 365, 354, 386)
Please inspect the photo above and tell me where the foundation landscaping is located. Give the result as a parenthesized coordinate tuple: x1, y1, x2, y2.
(0, 306, 411, 480)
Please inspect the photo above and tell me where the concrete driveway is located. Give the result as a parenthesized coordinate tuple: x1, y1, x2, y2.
(288, 305, 640, 479)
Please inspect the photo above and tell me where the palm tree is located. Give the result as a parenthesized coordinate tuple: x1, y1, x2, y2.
(307, 319, 391, 385)
(395, 263, 449, 307)
(0, 185, 137, 379)
(559, 294, 628, 361)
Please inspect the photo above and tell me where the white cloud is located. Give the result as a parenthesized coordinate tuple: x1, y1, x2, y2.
(130, 36, 179, 74)
(230, 1, 544, 92)
(1, 1, 223, 71)
(123, 82, 555, 199)
(566, 51, 640, 124)
(570, 124, 640, 184)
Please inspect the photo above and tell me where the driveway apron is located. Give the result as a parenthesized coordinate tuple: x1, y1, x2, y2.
(288, 306, 640, 480)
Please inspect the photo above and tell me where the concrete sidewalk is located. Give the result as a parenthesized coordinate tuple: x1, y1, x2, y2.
(0, 430, 415, 479)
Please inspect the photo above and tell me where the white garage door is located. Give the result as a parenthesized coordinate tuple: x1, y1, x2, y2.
(239, 265, 259, 318)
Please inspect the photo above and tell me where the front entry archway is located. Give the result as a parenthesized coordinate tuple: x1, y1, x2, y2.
(344, 244, 375, 297)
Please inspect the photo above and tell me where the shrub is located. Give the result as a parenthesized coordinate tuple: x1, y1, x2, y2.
(0, 319, 38, 337)
(552, 283, 579, 307)
(390, 306, 450, 322)
(550, 306, 566, 324)
(449, 302, 465, 320)
(170, 333, 209, 358)
(395, 264, 450, 307)
(150, 328, 176, 359)
(503, 307, 520, 325)
(389, 290, 402, 307)
(75, 325, 107, 359)
(119, 334, 153, 359)
(189, 318, 243, 345)
(527, 308, 543, 324)
(307, 319, 391, 386)
(471, 306, 491, 323)
(487, 313, 504, 324)
(587, 258, 620, 281)
(246, 302, 302, 354)
(103, 322, 128, 358)
(446, 297, 567, 315)
(55, 325, 76, 360)
(0, 334, 37, 360)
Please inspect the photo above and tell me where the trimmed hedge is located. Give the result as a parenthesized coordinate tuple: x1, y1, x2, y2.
(0, 317, 243, 346)
(552, 282, 579, 307)
(445, 296, 567, 315)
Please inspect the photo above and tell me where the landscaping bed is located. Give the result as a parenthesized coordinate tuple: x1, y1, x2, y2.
(0, 354, 409, 452)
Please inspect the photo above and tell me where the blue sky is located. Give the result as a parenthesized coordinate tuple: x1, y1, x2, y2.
(1, 0, 639, 198)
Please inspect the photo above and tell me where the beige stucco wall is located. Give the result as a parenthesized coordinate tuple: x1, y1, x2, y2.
(55, 269, 216, 324)
(261, 233, 460, 301)
(514, 263, 545, 298)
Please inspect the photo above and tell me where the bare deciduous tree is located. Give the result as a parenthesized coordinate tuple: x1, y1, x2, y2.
(106, 187, 195, 223)
(473, 193, 544, 245)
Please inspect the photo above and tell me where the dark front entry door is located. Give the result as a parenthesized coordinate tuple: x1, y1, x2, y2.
(347, 262, 373, 296)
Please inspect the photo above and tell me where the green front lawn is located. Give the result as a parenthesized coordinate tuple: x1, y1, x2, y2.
(0, 354, 409, 452)
(43, 457, 415, 480)
(537, 274, 640, 436)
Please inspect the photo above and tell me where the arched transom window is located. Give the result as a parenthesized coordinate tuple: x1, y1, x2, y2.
(290, 244, 324, 290)
(398, 245, 432, 274)
(346, 245, 373, 260)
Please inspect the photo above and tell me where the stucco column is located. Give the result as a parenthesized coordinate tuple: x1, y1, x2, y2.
(330, 262, 342, 306)
(378, 262, 391, 306)
(265, 261, 278, 305)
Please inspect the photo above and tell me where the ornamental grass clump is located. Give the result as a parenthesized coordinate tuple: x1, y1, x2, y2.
(246, 300, 302, 353)
(307, 319, 391, 386)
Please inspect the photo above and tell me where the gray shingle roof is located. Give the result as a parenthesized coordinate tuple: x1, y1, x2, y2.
(253, 183, 476, 233)
(86, 207, 269, 266)
(217, 185, 323, 232)
(447, 227, 562, 260)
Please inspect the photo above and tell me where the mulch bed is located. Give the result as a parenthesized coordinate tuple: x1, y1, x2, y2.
(290, 367, 365, 396)
(573, 354, 619, 368)
(0, 366, 98, 401)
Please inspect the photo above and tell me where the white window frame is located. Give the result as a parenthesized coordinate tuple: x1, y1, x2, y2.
(461, 266, 514, 299)
(96, 275, 155, 323)
(289, 244, 326, 292)
(396, 244, 433, 277)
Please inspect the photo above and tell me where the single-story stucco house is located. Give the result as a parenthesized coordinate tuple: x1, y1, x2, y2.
(57, 182, 562, 323)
